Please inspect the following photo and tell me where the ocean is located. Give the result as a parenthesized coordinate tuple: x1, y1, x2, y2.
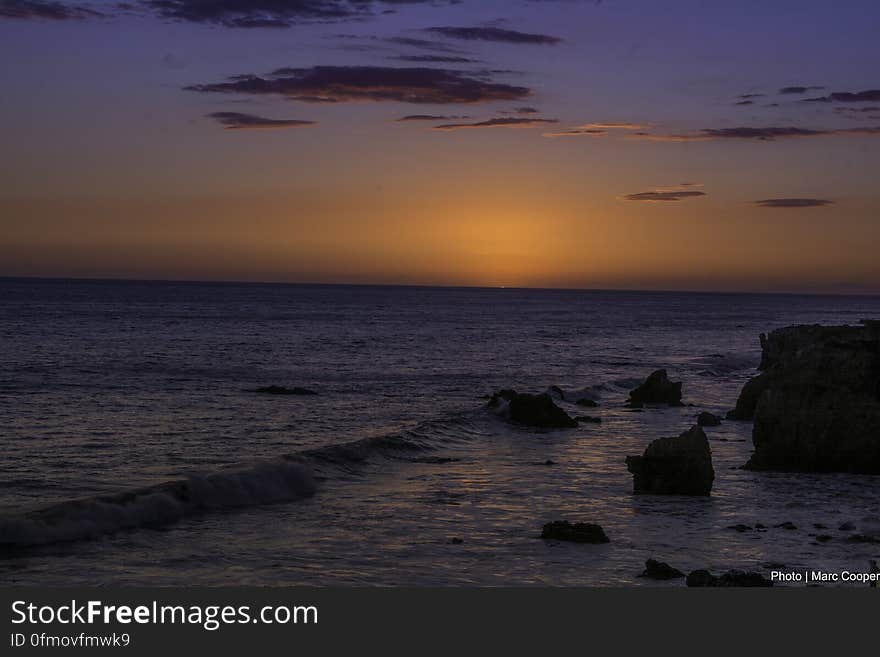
(1, 278, 879, 585)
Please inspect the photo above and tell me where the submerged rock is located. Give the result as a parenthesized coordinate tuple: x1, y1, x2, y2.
(697, 411, 722, 427)
(627, 369, 684, 408)
(640, 559, 685, 580)
(547, 385, 566, 401)
(489, 390, 578, 429)
(625, 425, 714, 496)
(734, 322, 880, 473)
(575, 398, 598, 408)
(250, 385, 317, 396)
(686, 569, 773, 587)
(844, 534, 880, 544)
(540, 521, 610, 544)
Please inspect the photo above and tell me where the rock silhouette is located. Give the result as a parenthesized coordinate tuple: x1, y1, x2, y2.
(640, 559, 685, 580)
(489, 390, 578, 428)
(686, 569, 773, 587)
(697, 411, 722, 427)
(627, 369, 683, 408)
(625, 425, 714, 495)
(540, 521, 610, 544)
(733, 321, 880, 473)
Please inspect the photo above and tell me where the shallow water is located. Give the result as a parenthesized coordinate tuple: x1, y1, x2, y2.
(1, 279, 879, 585)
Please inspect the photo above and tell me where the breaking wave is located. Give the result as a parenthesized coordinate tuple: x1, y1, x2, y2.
(0, 413, 481, 550)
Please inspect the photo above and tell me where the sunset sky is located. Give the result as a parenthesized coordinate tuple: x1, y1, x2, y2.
(1, 0, 879, 293)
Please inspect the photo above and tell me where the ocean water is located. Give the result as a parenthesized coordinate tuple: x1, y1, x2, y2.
(1, 278, 879, 586)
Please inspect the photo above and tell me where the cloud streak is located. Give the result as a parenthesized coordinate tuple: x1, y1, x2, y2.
(543, 122, 646, 137)
(754, 198, 833, 208)
(779, 85, 824, 95)
(187, 66, 531, 104)
(432, 117, 558, 130)
(207, 112, 316, 130)
(424, 26, 562, 45)
(633, 125, 880, 142)
(0, 0, 101, 20)
(391, 55, 478, 63)
(803, 89, 880, 103)
(623, 189, 707, 202)
(142, 1, 460, 29)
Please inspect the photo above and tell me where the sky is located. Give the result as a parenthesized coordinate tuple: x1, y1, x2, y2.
(1, 0, 879, 293)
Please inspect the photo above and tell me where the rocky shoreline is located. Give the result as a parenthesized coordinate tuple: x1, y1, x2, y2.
(488, 320, 879, 585)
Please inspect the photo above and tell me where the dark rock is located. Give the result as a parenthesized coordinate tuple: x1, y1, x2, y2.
(755, 523, 766, 529)
(625, 425, 714, 496)
(697, 412, 722, 427)
(450, 537, 464, 545)
(775, 521, 797, 530)
(540, 521, 610, 544)
(575, 415, 602, 424)
(845, 534, 880, 544)
(542, 459, 555, 466)
(687, 569, 773, 587)
(640, 559, 685, 580)
(575, 398, 598, 407)
(815, 534, 833, 543)
(627, 369, 684, 408)
(251, 385, 317, 396)
(718, 570, 774, 587)
(838, 521, 855, 531)
(490, 391, 578, 429)
(488, 389, 518, 406)
(813, 523, 827, 530)
(547, 385, 566, 401)
(761, 561, 786, 570)
(734, 322, 880, 473)
(727, 524, 753, 533)
(726, 375, 770, 420)
(685, 569, 717, 587)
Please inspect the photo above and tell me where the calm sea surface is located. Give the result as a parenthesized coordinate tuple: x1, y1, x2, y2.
(1, 278, 879, 585)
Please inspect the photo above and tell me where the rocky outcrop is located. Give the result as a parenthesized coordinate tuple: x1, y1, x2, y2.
(540, 521, 609, 544)
(627, 369, 683, 408)
(625, 425, 714, 495)
(697, 412, 722, 427)
(250, 385, 317, 395)
(640, 559, 685, 580)
(488, 390, 578, 428)
(686, 569, 773, 587)
(733, 321, 880, 474)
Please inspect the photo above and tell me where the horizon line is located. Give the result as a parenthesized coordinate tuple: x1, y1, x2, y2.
(2, 274, 879, 299)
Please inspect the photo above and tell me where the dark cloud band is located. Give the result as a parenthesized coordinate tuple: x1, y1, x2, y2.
(0, 0, 100, 20)
(635, 125, 880, 142)
(623, 190, 707, 202)
(207, 112, 316, 130)
(432, 117, 558, 130)
(424, 26, 562, 45)
(754, 198, 833, 208)
(779, 85, 824, 95)
(187, 66, 531, 104)
(803, 89, 880, 103)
